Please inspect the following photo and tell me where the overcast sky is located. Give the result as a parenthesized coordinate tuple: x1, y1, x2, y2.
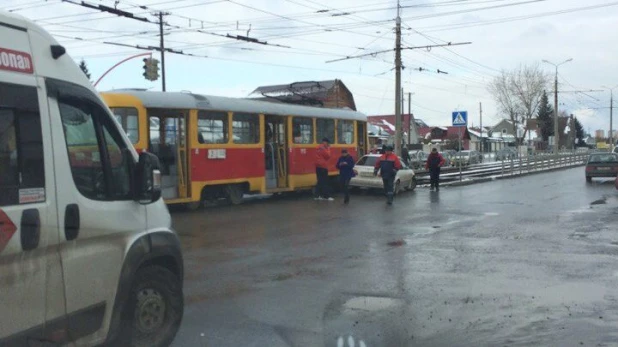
(4, 0, 618, 134)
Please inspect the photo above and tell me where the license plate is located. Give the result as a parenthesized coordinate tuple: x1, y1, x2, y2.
(598, 167, 611, 171)
(361, 172, 374, 177)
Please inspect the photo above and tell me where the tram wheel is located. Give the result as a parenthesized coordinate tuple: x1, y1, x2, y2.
(226, 184, 244, 205)
(184, 201, 202, 211)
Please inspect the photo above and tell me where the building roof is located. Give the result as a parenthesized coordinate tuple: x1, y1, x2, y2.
(104, 89, 366, 121)
(248, 79, 356, 110)
(418, 126, 471, 140)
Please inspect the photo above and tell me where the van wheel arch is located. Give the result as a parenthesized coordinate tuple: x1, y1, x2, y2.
(104, 232, 183, 345)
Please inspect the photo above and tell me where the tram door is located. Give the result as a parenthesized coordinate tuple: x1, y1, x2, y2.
(265, 115, 288, 189)
(148, 109, 190, 200)
(357, 121, 367, 157)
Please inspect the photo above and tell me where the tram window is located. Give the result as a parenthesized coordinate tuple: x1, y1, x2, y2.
(198, 111, 228, 144)
(316, 118, 335, 144)
(293, 117, 313, 144)
(337, 120, 354, 144)
(232, 113, 259, 144)
(110, 107, 139, 144)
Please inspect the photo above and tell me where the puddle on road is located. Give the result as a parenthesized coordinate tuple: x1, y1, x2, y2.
(591, 199, 607, 205)
(342, 296, 404, 313)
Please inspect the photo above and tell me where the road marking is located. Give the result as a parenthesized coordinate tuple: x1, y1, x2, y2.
(337, 335, 367, 347)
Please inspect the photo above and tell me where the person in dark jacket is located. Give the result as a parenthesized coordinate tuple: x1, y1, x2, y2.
(425, 148, 446, 191)
(315, 137, 333, 201)
(374, 145, 402, 205)
(336, 149, 356, 204)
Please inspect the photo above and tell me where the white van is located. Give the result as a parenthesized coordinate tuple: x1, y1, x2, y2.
(0, 11, 183, 347)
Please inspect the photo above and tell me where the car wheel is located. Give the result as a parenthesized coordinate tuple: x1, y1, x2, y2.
(586, 176, 592, 183)
(118, 266, 183, 347)
(407, 177, 417, 191)
(394, 180, 401, 195)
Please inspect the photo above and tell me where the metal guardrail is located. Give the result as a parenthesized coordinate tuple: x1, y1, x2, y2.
(416, 151, 588, 184)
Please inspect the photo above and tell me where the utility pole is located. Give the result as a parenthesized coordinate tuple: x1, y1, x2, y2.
(543, 58, 573, 153)
(553, 72, 558, 152)
(408, 92, 412, 145)
(602, 85, 618, 150)
(394, 1, 402, 157)
(158, 11, 167, 92)
(479, 102, 483, 154)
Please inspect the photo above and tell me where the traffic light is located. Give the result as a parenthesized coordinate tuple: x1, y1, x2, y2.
(142, 58, 160, 81)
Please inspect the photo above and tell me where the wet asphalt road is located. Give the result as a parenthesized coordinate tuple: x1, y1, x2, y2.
(171, 168, 618, 347)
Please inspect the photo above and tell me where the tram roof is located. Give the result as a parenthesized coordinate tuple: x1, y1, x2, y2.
(104, 90, 367, 122)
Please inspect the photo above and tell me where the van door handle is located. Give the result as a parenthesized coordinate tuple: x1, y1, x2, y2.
(64, 204, 80, 241)
(21, 209, 40, 251)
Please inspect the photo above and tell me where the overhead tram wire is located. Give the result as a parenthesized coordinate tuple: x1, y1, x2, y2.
(35, 0, 225, 25)
(53, 30, 494, 101)
(225, 0, 389, 40)
(238, 0, 547, 34)
(5, 0, 63, 12)
(402, 24, 500, 75)
(60, 0, 295, 49)
(414, 1, 618, 33)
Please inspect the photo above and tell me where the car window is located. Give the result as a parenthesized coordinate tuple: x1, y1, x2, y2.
(588, 154, 618, 163)
(357, 156, 378, 166)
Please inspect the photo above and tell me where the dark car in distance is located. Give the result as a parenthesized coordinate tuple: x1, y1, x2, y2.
(585, 153, 618, 182)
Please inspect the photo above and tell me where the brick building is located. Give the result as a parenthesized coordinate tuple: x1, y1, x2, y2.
(249, 79, 356, 110)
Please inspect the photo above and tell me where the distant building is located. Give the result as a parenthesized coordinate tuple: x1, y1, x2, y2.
(418, 126, 471, 150)
(595, 129, 605, 139)
(367, 114, 422, 144)
(249, 79, 356, 110)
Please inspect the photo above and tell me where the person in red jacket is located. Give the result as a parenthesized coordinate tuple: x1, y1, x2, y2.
(373, 145, 402, 205)
(315, 137, 333, 201)
(425, 148, 446, 191)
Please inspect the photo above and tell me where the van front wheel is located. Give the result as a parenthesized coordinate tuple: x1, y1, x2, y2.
(121, 266, 183, 347)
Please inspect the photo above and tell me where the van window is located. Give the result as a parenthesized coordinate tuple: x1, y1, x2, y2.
(197, 111, 228, 144)
(232, 113, 259, 144)
(337, 120, 354, 144)
(293, 117, 313, 144)
(317, 118, 335, 143)
(0, 83, 45, 207)
(110, 107, 139, 144)
(59, 98, 132, 200)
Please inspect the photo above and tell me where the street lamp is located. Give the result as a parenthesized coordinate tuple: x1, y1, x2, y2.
(601, 84, 618, 150)
(542, 58, 573, 153)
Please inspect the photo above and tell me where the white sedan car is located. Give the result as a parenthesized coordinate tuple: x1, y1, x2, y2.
(349, 154, 417, 194)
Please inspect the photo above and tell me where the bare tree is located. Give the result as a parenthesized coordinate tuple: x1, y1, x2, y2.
(488, 64, 549, 144)
(510, 64, 549, 141)
(488, 70, 523, 132)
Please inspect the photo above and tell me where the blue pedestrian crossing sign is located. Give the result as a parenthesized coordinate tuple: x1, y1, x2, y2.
(452, 111, 468, 127)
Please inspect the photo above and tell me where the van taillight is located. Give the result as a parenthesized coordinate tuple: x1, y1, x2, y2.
(586, 166, 594, 171)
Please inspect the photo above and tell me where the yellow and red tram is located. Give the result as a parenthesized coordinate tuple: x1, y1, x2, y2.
(101, 90, 368, 206)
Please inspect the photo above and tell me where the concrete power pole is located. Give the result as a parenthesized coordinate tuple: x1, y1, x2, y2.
(553, 71, 558, 152)
(479, 102, 483, 154)
(611, 91, 614, 149)
(543, 58, 572, 153)
(158, 11, 167, 92)
(394, 1, 402, 157)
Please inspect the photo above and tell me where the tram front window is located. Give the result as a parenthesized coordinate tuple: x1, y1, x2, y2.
(110, 107, 139, 144)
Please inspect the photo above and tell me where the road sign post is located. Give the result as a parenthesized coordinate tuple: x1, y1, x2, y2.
(452, 111, 468, 182)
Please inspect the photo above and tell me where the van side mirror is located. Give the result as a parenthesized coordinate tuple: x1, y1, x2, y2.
(134, 152, 162, 204)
